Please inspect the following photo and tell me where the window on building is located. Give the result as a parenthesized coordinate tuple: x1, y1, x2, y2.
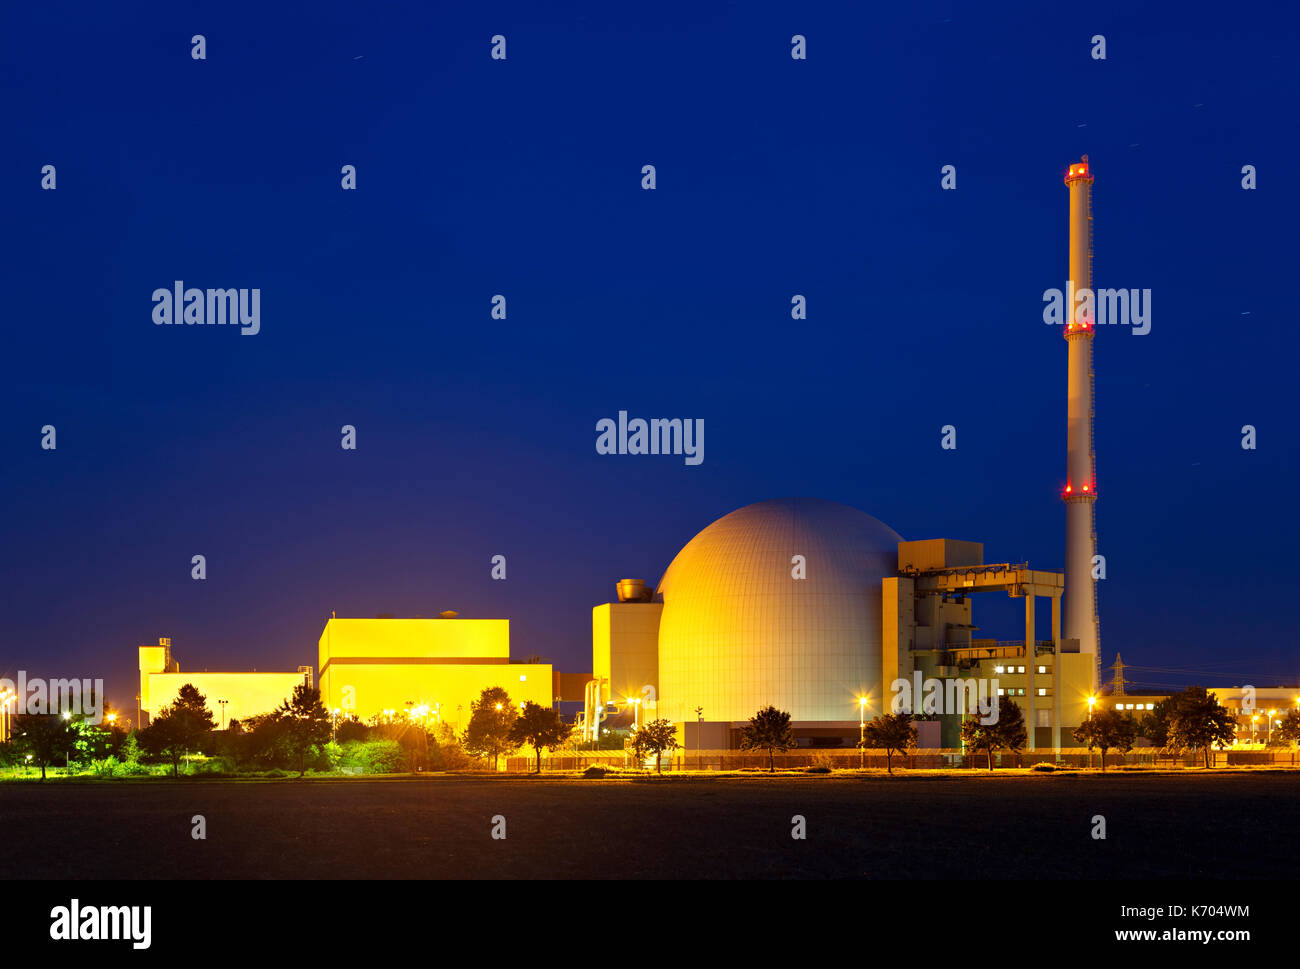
(1038, 688, 1047, 696)
(1037, 665, 1047, 674)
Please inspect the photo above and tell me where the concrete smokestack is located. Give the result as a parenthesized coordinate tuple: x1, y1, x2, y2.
(1063, 156, 1099, 678)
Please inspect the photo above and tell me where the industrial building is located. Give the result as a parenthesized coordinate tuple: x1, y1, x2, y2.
(133, 157, 1282, 764)
(582, 158, 1109, 753)
(585, 499, 1096, 752)
(317, 615, 554, 728)
(137, 617, 559, 731)
(138, 637, 309, 728)
(1099, 685, 1300, 749)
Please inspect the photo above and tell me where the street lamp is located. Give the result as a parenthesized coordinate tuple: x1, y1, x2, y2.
(1086, 696, 1096, 769)
(694, 706, 703, 772)
(61, 710, 72, 773)
(859, 697, 868, 769)
(0, 689, 12, 743)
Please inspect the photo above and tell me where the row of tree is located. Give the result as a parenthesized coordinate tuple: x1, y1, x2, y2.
(8, 683, 1282, 778)
(705, 686, 1287, 775)
(1071, 686, 1292, 770)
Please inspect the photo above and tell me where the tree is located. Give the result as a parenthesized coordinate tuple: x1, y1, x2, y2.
(462, 687, 519, 770)
(1274, 709, 1300, 748)
(138, 683, 217, 776)
(740, 706, 796, 772)
(1072, 708, 1137, 771)
(508, 702, 571, 773)
(629, 719, 679, 774)
(10, 714, 76, 780)
(172, 684, 217, 731)
(274, 683, 332, 776)
(861, 712, 917, 774)
(960, 698, 1028, 771)
(1166, 687, 1236, 768)
(337, 716, 369, 744)
(235, 713, 295, 769)
(1138, 698, 1173, 749)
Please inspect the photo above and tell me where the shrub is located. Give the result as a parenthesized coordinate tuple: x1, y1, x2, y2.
(322, 741, 342, 770)
(583, 766, 607, 778)
(191, 756, 235, 776)
(336, 719, 370, 744)
(339, 739, 406, 775)
(805, 765, 832, 774)
(90, 756, 121, 778)
(435, 741, 475, 771)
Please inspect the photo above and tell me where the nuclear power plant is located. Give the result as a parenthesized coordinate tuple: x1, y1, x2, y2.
(584, 157, 1105, 753)
(132, 159, 1113, 758)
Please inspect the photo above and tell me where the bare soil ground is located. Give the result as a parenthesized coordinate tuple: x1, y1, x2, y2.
(5, 770, 1296, 879)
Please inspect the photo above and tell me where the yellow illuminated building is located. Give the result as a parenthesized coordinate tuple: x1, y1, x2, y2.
(592, 593, 661, 712)
(589, 499, 1102, 752)
(139, 638, 308, 728)
(318, 616, 553, 729)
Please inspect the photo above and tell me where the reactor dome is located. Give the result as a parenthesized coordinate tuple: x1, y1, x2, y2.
(656, 498, 903, 724)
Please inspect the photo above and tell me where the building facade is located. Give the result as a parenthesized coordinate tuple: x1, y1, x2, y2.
(317, 616, 553, 729)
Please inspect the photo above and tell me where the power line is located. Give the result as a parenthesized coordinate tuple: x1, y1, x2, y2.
(1122, 664, 1297, 681)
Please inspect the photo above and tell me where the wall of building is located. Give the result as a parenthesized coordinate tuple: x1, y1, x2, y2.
(318, 662, 552, 728)
(138, 642, 177, 715)
(318, 617, 510, 669)
(880, 577, 915, 703)
(315, 616, 550, 726)
(592, 602, 661, 706)
(144, 671, 306, 726)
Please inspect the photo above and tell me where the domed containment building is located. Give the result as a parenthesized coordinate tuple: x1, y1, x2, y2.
(656, 498, 900, 725)
(590, 497, 1095, 752)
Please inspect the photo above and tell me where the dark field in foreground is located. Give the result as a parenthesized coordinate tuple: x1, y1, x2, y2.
(6, 772, 1297, 879)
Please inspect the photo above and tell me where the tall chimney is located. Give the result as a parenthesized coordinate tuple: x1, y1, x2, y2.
(1063, 156, 1100, 679)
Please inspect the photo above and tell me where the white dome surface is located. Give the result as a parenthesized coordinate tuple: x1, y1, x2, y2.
(657, 498, 903, 723)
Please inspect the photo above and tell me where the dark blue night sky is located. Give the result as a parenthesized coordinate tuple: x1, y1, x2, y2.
(2, 1, 1295, 710)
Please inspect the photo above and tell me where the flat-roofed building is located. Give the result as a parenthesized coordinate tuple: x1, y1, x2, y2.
(138, 638, 308, 728)
(317, 616, 553, 729)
